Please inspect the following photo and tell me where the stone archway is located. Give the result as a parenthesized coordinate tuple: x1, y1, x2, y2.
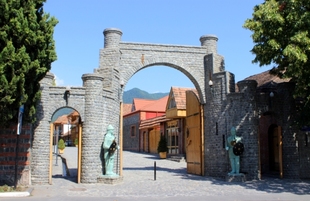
(33, 27, 234, 184)
(50, 107, 82, 184)
(97, 28, 224, 105)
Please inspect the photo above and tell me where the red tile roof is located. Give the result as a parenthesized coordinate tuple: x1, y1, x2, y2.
(133, 99, 155, 111)
(123, 103, 133, 115)
(54, 115, 69, 124)
(169, 87, 197, 109)
(133, 96, 168, 112)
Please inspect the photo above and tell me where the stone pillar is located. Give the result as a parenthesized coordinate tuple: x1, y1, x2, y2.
(98, 28, 122, 89)
(204, 54, 228, 178)
(200, 34, 218, 55)
(103, 28, 123, 48)
(32, 72, 54, 184)
(237, 80, 259, 180)
(81, 73, 104, 183)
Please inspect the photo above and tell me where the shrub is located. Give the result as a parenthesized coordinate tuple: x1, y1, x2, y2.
(157, 135, 168, 153)
(58, 139, 65, 150)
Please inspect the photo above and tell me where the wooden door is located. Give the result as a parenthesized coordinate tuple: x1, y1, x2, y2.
(277, 126, 283, 178)
(270, 126, 283, 178)
(143, 131, 147, 152)
(149, 129, 160, 154)
(149, 129, 155, 153)
(186, 91, 202, 175)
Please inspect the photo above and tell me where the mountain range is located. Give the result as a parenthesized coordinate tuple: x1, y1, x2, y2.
(123, 88, 169, 104)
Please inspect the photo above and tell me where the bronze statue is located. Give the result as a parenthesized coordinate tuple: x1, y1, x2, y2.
(226, 127, 243, 175)
(102, 125, 119, 176)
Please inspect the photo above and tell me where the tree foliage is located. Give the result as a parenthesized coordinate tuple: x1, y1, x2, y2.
(0, 0, 58, 126)
(243, 0, 310, 127)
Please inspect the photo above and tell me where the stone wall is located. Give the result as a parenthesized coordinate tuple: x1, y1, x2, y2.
(0, 123, 32, 185)
(298, 130, 310, 179)
(255, 82, 302, 179)
(123, 113, 140, 152)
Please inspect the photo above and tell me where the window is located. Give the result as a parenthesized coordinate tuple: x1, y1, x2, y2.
(167, 127, 179, 154)
(168, 97, 176, 109)
(131, 126, 136, 137)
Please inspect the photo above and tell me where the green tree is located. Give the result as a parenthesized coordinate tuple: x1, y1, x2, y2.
(0, 0, 58, 126)
(243, 0, 310, 127)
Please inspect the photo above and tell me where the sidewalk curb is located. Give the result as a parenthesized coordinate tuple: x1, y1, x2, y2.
(0, 187, 33, 197)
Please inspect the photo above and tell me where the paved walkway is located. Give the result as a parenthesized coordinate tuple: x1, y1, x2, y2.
(3, 147, 310, 200)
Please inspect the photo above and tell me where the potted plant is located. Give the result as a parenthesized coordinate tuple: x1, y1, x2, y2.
(58, 139, 65, 154)
(157, 135, 168, 159)
(74, 138, 78, 147)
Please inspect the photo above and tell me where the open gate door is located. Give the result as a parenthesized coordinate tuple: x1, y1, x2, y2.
(277, 126, 283, 178)
(49, 123, 53, 184)
(185, 91, 203, 175)
(77, 124, 82, 183)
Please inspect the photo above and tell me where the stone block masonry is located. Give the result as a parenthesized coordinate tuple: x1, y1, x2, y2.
(0, 123, 32, 186)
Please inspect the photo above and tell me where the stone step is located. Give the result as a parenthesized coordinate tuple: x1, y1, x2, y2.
(168, 155, 186, 162)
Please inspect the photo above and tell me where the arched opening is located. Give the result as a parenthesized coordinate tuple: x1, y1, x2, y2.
(125, 66, 194, 93)
(268, 124, 279, 172)
(267, 124, 283, 178)
(259, 117, 283, 179)
(123, 65, 203, 175)
(50, 107, 82, 184)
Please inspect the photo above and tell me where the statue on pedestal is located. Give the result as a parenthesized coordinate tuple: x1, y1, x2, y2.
(102, 125, 119, 176)
(226, 127, 244, 175)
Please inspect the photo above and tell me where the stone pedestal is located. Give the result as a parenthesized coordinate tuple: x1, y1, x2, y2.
(225, 173, 246, 182)
(97, 175, 123, 185)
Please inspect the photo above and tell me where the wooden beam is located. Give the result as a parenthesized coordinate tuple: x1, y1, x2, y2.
(49, 123, 53, 184)
(120, 102, 123, 176)
(78, 124, 82, 183)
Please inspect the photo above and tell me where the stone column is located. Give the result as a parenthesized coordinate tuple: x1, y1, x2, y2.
(98, 28, 122, 89)
(237, 80, 259, 180)
(200, 34, 218, 55)
(32, 72, 54, 184)
(81, 73, 104, 183)
(103, 28, 123, 48)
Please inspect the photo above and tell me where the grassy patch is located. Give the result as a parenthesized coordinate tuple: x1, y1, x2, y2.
(0, 185, 26, 193)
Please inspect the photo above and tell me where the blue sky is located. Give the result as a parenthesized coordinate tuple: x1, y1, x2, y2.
(44, 0, 267, 93)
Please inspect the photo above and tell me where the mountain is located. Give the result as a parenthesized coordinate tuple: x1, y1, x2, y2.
(123, 88, 169, 104)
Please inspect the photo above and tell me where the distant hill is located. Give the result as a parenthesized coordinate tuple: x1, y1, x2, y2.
(123, 88, 169, 104)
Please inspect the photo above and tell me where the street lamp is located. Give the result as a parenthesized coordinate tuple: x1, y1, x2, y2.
(65, 86, 71, 105)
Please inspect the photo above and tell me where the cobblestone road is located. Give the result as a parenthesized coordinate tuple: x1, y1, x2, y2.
(4, 148, 309, 201)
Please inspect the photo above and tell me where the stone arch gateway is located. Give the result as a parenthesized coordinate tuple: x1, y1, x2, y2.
(32, 28, 236, 184)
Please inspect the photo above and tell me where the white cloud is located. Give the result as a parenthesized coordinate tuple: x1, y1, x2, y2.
(54, 75, 64, 86)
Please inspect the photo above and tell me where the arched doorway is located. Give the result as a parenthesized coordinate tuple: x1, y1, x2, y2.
(123, 64, 202, 173)
(268, 124, 283, 178)
(259, 117, 283, 179)
(49, 107, 82, 184)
